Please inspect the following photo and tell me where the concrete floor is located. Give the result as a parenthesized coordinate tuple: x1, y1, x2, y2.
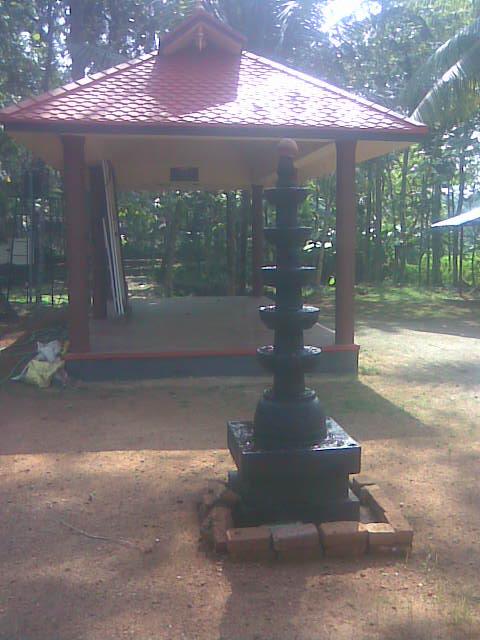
(90, 296, 335, 355)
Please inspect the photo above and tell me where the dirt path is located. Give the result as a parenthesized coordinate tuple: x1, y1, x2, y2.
(1, 312, 479, 639)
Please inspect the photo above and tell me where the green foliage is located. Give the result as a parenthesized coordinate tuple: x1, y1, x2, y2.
(118, 192, 165, 258)
(407, 17, 480, 127)
(1, 0, 479, 297)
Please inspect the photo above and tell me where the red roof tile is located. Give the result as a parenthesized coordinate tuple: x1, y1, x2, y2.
(0, 49, 428, 139)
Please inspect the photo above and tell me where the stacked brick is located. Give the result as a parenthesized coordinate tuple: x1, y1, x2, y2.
(198, 475, 413, 561)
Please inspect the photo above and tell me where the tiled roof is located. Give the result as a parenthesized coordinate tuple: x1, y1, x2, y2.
(0, 49, 428, 138)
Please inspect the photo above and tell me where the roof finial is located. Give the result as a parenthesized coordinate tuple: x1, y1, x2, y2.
(196, 25, 206, 51)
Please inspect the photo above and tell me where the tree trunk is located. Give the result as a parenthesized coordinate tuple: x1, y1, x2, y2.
(431, 182, 443, 287)
(42, 0, 56, 91)
(418, 250, 425, 285)
(163, 199, 182, 297)
(107, 0, 122, 50)
(471, 229, 477, 287)
(69, 1, 87, 81)
(237, 190, 250, 294)
(386, 165, 398, 282)
(418, 174, 428, 286)
(454, 151, 466, 290)
(35, 205, 46, 304)
(456, 151, 466, 216)
(446, 185, 452, 271)
(398, 149, 409, 283)
(314, 180, 325, 288)
(426, 213, 432, 286)
(316, 206, 328, 290)
(459, 227, 464, 293)
(418, 201, 424, 286)
(251, 185, 264, 296)
(373, 159, 384, 283)
(226, 192, 236, 295)
(204, 207, 214, 283)
(452, 229, 459, 286)
(365, 163, 373, 281)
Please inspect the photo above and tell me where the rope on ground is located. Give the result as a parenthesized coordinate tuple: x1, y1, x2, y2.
(58, 518, 139, 550)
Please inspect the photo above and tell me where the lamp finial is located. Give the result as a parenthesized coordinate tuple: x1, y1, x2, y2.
(277, 139, 298, 186)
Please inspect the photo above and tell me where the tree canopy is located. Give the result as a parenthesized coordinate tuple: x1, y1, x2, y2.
(1, 0, 480, 298)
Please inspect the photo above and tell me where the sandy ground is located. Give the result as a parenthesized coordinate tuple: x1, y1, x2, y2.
(1, 310, 480, 639)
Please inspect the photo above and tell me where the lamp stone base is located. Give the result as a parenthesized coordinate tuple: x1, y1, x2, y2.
(227, 418, 361, 526)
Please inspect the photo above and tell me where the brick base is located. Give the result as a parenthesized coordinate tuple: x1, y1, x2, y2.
(198, 476, 413, 561)
(319, 521, 368, 557)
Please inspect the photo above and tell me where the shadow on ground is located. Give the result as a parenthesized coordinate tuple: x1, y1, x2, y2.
(0, 376, 436, 456)
(386, 358, 480, 389)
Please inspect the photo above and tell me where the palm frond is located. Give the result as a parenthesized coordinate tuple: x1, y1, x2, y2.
(404, 16, 480, 109)
(412, 40, 480, 127)
(278, 0, 324, 48)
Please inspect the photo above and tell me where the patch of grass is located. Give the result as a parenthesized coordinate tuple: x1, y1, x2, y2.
(420, 547, 439, 574)
(354, 285, 472, 322)
(8, 293, 68, 306)
(359, 363, 381, 376)
(312, 284, 479, 324)
(449, 597, 475, 631)
(323, 380, 407, 417)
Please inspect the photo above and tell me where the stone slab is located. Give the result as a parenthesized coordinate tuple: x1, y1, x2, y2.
(318, 521, 368, 545)
(359, 485, 396, 520)
(384, 510, 414, 546)
(211, 505, 234, 553)
(228, 419, 361, 481)
(271, 523, 319, 552)
(365, 522, 396, 547)
(230, 473, 360, 526)
(226, 526, 272, 560)
(359, 505, 375, 524)
(318, 521, 368, 557)
(351, 474, 377, 495)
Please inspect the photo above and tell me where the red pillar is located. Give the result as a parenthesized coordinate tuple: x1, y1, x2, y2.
(335, 140, 357, 345)
(62, 135, 91, 352)
(90, 166, 108, 319)
(251, 184, 264, 297)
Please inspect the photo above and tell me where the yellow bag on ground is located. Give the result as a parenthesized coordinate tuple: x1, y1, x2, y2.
(23, 359, 64, 388)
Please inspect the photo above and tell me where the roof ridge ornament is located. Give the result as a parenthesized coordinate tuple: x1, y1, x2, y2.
(160, 3, 246, 56)
(196, 25, 206, 52)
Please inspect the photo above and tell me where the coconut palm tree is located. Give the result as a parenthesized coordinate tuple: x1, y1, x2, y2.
(406, 2, 480, 128)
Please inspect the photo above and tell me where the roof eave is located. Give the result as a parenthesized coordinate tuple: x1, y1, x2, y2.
(2, 120, 429, 143)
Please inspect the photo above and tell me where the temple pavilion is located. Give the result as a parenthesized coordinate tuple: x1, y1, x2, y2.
(0, 7, 428, 379)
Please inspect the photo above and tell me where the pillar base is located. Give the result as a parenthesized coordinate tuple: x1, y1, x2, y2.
(227, 419, 361, 526)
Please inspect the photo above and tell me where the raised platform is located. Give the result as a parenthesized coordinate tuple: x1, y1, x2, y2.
(227, 419, 361, 525)
(65, 296, 359, 380)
